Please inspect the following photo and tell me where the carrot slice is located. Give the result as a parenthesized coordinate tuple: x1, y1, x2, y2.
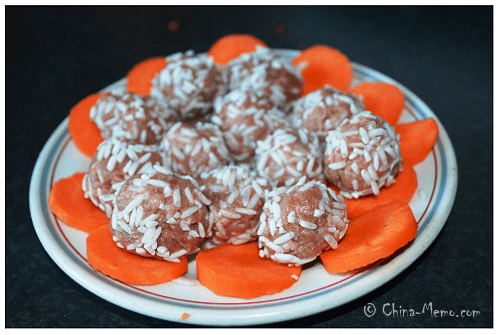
(396, 118, 439, 166)
(180, 313, 190, 321)
(207, 34, 267, 66)
(87, 224, 187, 285)
(292, 45, 352, 94)
(126, 56, 167, 95)
(68, 92, 105, 158)
(329, 160, 417, 219)
(320, 199, 418, 273)
(48, 173, 109, 233)
(196, 242, 302, 299)
(349, 82, 406, 126)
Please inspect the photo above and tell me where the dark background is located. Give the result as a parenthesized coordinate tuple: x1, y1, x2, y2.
(6, 6, 492, 327)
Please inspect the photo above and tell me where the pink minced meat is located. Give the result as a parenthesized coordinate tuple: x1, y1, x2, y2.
(90, 89, 178, 145)
(323, 111, 403, 199)
(151, 50, 227, 120)
(255, 127, 323, 187)
(225, 46, 303, 105)
(288, 85, 366, 141)
(158, 121, 232, 180)
(83, 138, 167, 217)
(211, 88, 290, 163)
(257, 180, 348, 266)
(198, 165, 273, 247)
(110, 166, 211, 262)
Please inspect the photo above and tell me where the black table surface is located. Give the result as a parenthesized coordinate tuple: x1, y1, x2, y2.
(6, 6, 492, 328)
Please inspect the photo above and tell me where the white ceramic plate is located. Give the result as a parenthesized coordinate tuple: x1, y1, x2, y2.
(29, 49, 458, 326)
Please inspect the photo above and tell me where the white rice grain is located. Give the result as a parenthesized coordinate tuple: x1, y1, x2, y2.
(182, 206, 199, 219)
(324, 234, 338, 249)
(173, 188, 181, 207)
(185, 187, 194, 204)
(148, 179, 169, 188)
(328, 162, 346, 170)
(122, 194, 145, 214)
(273, 232, 295, 245)
(299, 219, 317, 230)
(234, 207, 257, 215)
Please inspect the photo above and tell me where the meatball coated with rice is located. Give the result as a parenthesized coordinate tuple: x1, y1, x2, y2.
(211, 86, 288, 125)
(323, 111, 403, 199)
(222, 108, 290, 164)
(255, 127, 323, 187)
(225, 46, 303, 105)
(257, 180, 348, 266)
(212, 88, 290, 163)
(158, 121, 232, 180)
(212, 87, 285, 127)
(289, 85, 365, 141)
(90, 89, 178, 145)
(83, 138, 167, 217)
(151, 50, 227, 120)
(111, 166, 211, 262)
(199, 165, 273, 247)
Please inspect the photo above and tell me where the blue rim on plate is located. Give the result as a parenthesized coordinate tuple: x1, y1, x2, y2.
(29, 50, 458, 326)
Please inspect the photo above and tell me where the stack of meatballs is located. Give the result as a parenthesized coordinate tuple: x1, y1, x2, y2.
(83, 46, 403, 267)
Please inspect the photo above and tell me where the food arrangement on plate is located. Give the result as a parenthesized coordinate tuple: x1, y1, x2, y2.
(48, 34, 440, 299)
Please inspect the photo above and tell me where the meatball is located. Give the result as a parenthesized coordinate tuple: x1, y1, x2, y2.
(212, 85, 287, 115)
(150, 50, 227, 120)
(83, 138, 167, 217)
(323, 111, 403, 199)
(90, 89, 178, 145)
(225, 46, 303, 104)
(212, 87, 285, 127)
(110, 165, 211, 262)
(223, 108, 290, 164)
(158, 121, 232, 179)
(257, 180, 348, 266)
(288, 85, 365, 141)
(199, 165, 273, 247)
(255, 128, 323, 187)
(210, 88, 290, 163)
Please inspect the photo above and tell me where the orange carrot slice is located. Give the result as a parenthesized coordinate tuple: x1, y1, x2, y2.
(68, 92, 105, 158)
(87, 224, 188, 285)
(126, 56, 168, 95)
(292, 45, 352, 94)
(396, 118, 439, 166)
(349, 82, 406, 126)
(329, 160, 417, 219)
(196, 242, 302, 299)
(320, 199, 418, 273)
(207, 34, 267, 66)
(48, 173, 109, 233)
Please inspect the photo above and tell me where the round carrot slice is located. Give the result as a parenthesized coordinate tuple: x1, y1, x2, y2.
(207, 34, 267, 66)
(396, 118, 439, 166)
(329, 160, 417, 219)
(48, 173, 108, 233)
(68, 92, 105, 158)
(349, 82, 406, 126)
(196, 242, 302, 299)
(292, 45, 352, 94)
(126, 56, 167, 95)
(320, 199, 418, 273)
(87, 224, 188, 285)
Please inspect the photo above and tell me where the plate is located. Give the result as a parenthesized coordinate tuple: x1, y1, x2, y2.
(29, 49, 458, 326)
